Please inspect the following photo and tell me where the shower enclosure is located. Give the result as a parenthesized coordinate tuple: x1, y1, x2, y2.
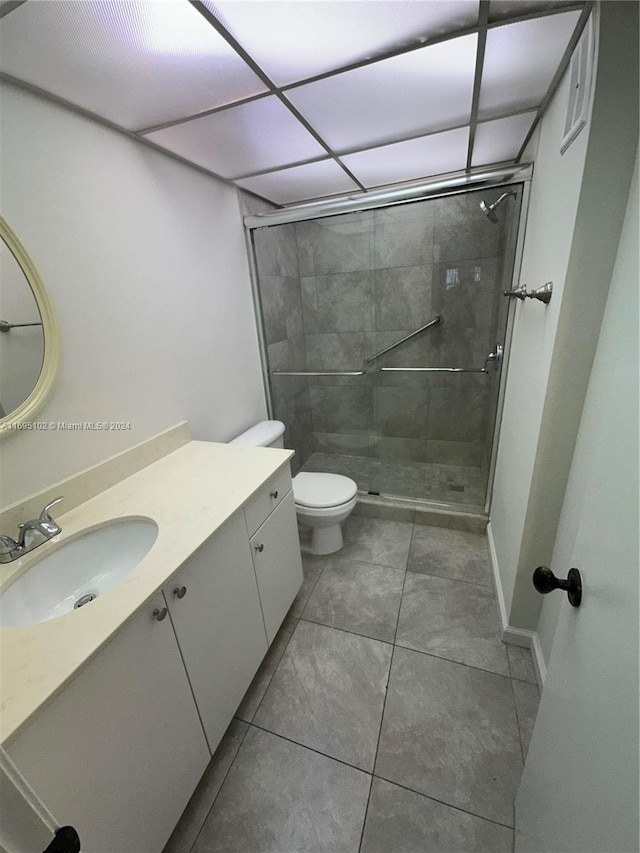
(247, 182, 524, 514)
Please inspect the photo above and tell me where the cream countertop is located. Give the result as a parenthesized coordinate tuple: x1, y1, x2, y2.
(0, 440, 293, 746)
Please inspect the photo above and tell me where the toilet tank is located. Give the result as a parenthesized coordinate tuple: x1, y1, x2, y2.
(229, 420, 285, 448)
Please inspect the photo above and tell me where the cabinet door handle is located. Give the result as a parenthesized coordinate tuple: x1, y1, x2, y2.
(152, 607, 168, 622)
(270, 490, 279, 499)
(173, 585, 187, 599)
(255, 543, 264, 552)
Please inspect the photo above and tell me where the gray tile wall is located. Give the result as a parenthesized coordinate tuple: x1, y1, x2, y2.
(254, 189, 518, 485)
(253, 224, 313, 474)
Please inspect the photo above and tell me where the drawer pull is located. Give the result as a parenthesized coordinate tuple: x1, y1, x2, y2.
(152, 607, 168, 622)
(255, 543, 264, 553)
(270, 490, 279, 499)
(173, 585, 187, 599)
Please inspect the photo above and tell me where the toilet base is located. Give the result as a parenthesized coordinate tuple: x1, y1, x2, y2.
(299, 522, 344, 556)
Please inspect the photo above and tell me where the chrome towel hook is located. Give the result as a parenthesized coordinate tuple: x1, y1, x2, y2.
(504, 282, 553, 304)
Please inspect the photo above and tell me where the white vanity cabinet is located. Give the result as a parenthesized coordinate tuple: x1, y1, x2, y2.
(4, 460, 304, 853)
(163, 509, 268, 754)
(247, 489, 304, 644)
(6, 595, 210, 853)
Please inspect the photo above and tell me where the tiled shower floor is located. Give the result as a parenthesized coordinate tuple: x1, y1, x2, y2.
(164, 517, 540, 853)
(301, 453, 486, 509)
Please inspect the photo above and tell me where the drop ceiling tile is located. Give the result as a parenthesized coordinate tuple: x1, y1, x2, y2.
(0, 0, 268, 130)
(145, 96, 327, 179)
(489, 1, 583, 23)
(342, 127, 470, 189)
(236, 160, 361, 205)
(479, 11, 581, 120)
(471, 112, 537, 166)
(203, 0, 480, 87)
(286, 34, 477, 153)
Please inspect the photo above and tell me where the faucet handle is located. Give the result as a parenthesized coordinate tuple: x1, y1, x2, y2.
(0, 534, 18, 555)
(40, 496, 63, 523)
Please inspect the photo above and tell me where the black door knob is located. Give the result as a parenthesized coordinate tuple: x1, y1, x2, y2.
(532, 566, 582, 607)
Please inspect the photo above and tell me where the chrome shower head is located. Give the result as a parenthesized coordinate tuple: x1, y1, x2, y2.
(480, 199, 500, 223)
(479, 191, 516, 224)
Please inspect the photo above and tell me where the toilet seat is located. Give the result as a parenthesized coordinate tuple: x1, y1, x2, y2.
(293, 472, 357, 509)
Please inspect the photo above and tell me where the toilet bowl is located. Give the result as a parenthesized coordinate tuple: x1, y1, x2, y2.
(293, 471, 358, 555)
(229, 420, 358, 555)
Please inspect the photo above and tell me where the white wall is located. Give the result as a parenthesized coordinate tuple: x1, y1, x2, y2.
(0, 83, 266, 506)
(537, 135, 639, 656)
(490, 44, 592, 624)
(515, 148, 639, 853)
(546, 147, 639, 673)
(490, 3, 638, 639)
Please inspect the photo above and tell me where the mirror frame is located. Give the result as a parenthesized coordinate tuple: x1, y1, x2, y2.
(0, 213, 60, 436)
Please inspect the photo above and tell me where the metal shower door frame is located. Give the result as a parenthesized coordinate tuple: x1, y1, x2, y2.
(483, 177, 532, 516)
(243, 167, 533, 515)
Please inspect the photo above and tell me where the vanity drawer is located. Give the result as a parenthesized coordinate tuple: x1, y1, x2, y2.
(243, 464, 292, 536)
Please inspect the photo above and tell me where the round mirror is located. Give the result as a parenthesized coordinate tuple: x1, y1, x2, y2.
(0, 214, 60, 435)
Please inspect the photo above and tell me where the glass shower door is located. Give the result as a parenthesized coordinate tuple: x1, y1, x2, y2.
(250, 185, 522, 513)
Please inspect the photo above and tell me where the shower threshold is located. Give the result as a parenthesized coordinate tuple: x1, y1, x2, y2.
(300, 453, 487, 523)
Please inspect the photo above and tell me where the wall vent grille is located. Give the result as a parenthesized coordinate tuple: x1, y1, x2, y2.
(561, 13, 594, 154)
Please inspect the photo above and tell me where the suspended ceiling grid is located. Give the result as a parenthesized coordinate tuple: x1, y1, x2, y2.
(0, 0, 590, 206)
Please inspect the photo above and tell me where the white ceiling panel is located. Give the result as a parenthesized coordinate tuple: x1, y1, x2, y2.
(236, 160, 361, 205)
(0, 0, 588, 203)
(0, 0, 268, 130)
(286, 34, 477, 153)
(471, 112, 537, 166)
(479, 11, 581, 120)
(342, 127, 470, 189)
(203, 0, 480, 87)
(145, 96, 327, 178)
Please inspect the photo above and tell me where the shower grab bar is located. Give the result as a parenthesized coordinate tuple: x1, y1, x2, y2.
(0, 319, 42, 333)
(364, 314, 443, 364)
(271, 370, 366, 376)
(378, 345, 503, 375)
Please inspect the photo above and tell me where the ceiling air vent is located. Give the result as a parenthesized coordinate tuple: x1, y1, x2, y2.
(561, 14, 594, 154)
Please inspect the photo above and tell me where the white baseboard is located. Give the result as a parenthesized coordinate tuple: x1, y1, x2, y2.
(486, 522, 546, 689)
(502, 625, 533, 647)
(486, 522, 508, 631)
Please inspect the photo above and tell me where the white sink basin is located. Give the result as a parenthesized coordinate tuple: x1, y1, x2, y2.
(0, 518, 158, 628)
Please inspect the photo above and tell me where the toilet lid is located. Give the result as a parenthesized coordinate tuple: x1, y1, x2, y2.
(293, 472, 358, 509)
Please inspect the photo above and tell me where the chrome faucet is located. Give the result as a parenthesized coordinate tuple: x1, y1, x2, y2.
(0, 497, 63, 563)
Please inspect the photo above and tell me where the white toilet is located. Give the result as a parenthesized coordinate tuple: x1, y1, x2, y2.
(230, 420, 358, 555)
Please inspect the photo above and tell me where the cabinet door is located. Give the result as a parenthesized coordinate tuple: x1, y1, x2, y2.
(7, 597, 209, 853)
(249, 491, 304, 644)
(165, 510, 268, 753)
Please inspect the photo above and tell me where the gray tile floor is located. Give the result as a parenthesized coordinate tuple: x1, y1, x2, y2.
(164, 517, 540, 853)
(301, 453, 486, 509)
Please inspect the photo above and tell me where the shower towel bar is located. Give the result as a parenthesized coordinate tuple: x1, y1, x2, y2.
(378, 366, 489, 374)
(271, 346, 501, 377)
(0, 319, 42, 332)
(378, 345, 503, 374)
(271, 370, 366, 376)
(364, 314, 443, 364)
